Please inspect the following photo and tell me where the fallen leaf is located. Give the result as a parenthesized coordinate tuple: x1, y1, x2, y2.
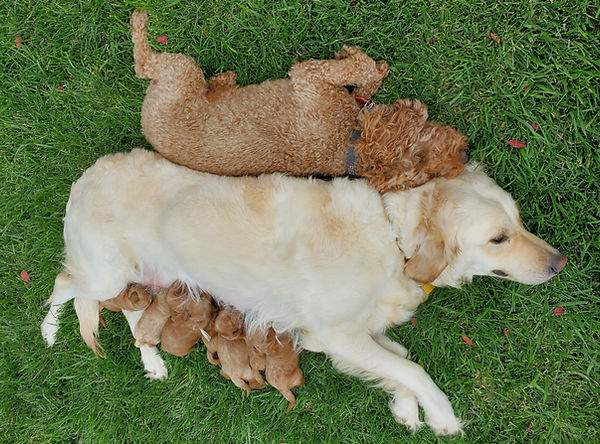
(553, 306, 564, 316)
(15, 36, 22, 43)
(20, 270, 31, 282)
(523, 84, 531, 91)
(203, 30, 209, 37)
(531, 122, 540, 131)
(526, 422, 534, 433)
(462, 335, 474, 346)
(57, 85, 65, 90)
(410, 317, 418, 327)
(508, 139, 526, 148)
(504, 327, 509, 336)
(156, 35, 168, 44)
(15, 42, 21, 49)
(488, 32, 501, 44)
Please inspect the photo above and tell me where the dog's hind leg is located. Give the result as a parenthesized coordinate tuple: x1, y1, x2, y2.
(41, 272, 78, 347)
(323, 331, 463, 436)
(122, 309, 168, 381)
(130, 10, 207, 88)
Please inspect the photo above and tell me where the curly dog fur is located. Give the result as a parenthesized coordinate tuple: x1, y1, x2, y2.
(131, 11, 467, 192)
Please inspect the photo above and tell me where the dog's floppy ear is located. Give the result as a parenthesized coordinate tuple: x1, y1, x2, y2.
(403, 187, 454, 284)
(403, 231, 448, 284)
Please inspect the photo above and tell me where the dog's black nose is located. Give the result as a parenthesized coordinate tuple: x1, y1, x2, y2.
(549, 253, 567, 275)
(460, 149, 469, 163)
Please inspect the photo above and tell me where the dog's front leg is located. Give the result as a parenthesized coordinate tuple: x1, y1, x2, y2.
(122, 309, 168, 381)
(289, 47, 388, 96)
(372, 334, 409, 358)
(322, 331, 463, 436)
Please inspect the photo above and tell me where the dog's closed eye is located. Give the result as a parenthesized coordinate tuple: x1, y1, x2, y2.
(489, 234, 508, 244)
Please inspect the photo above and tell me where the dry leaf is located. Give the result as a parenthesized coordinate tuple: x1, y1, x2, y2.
(488, 32, 501, 44)
(508, 139, 526, 148)
(462, 335, 474, 346)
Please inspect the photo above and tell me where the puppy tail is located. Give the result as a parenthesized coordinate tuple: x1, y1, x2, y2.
(73, 297, 104, 358)
(130, 10, 160, 79)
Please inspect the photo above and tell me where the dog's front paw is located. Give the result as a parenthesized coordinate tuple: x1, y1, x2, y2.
(376, 60, 390, 78)
(335, 45, 361, 60)
(390, 396, 423, 433)
(425, 413, 464, 436)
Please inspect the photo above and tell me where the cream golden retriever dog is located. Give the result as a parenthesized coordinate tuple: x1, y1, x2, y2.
(41, 149, 566, 435)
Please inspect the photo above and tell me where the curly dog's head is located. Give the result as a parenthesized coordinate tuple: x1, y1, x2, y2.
(356, 99, 468, 193)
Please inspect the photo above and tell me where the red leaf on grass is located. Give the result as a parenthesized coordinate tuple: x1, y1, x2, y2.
(508, 139, 526, 148)
(531, 122, 540, 131)
(15, 42, 21, 49)
(504, 327, 509, 336)
(20, 270, 31, 282)
(203, 30, 209, 37)
(462, 335, 474, 346)
(488, 32, 501, 44)
(156, 35, 168, 44)
(523, 84, 531, 91)
(526, 422, 534, 433)
(57, 85, 65, 91)
(15, 36, 22, 49)
(410, 317, 418, 327)
(553, 306, 564, 316)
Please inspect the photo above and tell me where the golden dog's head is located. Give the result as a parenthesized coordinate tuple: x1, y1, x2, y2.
(387, 164, 567, 287)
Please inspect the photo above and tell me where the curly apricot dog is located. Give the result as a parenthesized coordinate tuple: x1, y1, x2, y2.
(131, 11, 467, 192)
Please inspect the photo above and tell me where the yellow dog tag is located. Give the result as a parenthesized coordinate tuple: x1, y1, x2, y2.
(421, 283, 435, 295)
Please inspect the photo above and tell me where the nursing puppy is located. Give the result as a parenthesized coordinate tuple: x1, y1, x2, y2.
(41, 149, 566, 435)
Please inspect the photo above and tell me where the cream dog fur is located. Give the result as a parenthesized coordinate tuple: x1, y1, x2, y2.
(41, 149, 566, 435)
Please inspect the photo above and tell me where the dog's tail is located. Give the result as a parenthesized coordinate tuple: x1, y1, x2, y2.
(130, 10, 160, 79)
(73, 297, 104, 358)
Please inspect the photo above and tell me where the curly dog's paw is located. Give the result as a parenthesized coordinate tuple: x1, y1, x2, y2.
(335, 45, 361, 60)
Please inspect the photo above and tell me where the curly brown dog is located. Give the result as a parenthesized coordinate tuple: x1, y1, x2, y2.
(131, 11, 467, 192)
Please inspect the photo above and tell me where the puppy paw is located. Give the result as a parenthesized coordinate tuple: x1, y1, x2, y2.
(389, 396, 422, 433)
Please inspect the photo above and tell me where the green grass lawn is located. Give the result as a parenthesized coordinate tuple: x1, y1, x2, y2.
(1, 0, 598, 442)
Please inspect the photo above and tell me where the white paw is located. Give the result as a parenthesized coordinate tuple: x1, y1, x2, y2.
(41, 318, 58, 347)
(390, 396, 422, 432)
(140, 346, 168, 381)
(425, 412, 464, 436)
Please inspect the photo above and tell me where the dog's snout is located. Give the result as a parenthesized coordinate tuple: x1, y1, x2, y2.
(460, 149, 469, 163)
(548, 253, 567, 275)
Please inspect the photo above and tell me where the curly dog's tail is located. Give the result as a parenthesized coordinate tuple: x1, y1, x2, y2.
(130, 10, 160, 79)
